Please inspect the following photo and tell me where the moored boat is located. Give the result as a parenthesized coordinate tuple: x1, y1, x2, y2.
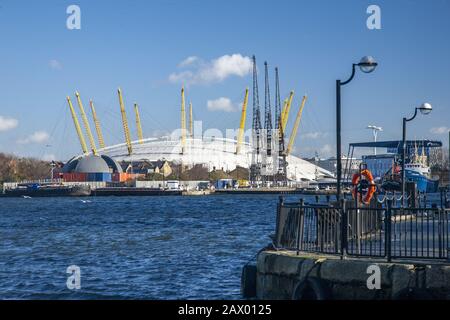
(2, 183, 91, 197)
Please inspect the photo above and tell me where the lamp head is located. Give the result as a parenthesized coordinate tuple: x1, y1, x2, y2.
(358, 56, 377, 73)
(367, 125, 383, 131)
(419, 102, 432, 115)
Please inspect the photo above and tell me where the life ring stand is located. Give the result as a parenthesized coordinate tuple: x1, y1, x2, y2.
(352, 169, 376, 205)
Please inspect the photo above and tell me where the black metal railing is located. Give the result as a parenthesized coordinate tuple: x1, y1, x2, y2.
(346, 207, 385, 257)
(275, 199, 342, 255)
(389, 207, 449, 259)
(274, 198, 450, 261)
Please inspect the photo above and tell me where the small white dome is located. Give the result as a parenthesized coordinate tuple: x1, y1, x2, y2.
(74, 155, 110, 173)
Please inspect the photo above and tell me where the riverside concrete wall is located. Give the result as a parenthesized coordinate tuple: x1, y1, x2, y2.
(256, 250, 450, 300)
(2, 181, 106, 191)
(134, 180, 209, 190)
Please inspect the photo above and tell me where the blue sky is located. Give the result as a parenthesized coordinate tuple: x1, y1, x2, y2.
(0, 0, 449, 161)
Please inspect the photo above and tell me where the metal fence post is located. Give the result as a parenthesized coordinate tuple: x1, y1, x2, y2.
(296, 199, 304, 255)
(340, 199, 347, 258)
(445, 187, 449, 208)
(438, 208, 443, 258)
(274, 196, 284, 248)
(385, 199, 392, 262)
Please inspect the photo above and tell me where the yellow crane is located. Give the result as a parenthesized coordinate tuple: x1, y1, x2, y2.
(117, 88, 133, 155)
(286, 95, 308, 156)
(279, 99, 288, 131)
(282, 91, 295, 132)
(181, 87, 186, 153)
(134, 103, 144, 144)
(75, 91, 97, 155)
(189, 102, 193, 138)
(67, 96, 88, 154)
(236, 88, 249, 154)
(89, 100, 106, 149)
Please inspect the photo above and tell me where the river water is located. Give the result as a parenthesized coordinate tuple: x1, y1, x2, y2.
(0, 194, 311, 299)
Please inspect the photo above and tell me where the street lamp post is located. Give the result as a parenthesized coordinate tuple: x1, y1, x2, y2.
(401, 103, 433, 207)
(367, 125, 383, 155)
(336, 56, 377, 203)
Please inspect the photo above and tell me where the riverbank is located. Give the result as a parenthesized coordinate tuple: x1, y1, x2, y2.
(0, 185, 348, 197)
(253, 250, 450, 299)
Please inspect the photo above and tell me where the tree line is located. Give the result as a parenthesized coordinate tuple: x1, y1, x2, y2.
(0, 153, 51, 184)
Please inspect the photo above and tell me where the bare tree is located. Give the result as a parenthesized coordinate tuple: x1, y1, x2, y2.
(0, 153, 51, 183)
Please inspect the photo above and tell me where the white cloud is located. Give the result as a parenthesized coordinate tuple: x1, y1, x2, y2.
(430, 126, 449, 135)
(301, 132, 328, 139)
(49, 59, 62, 70)
(319, 144, 333, 157)
(207, 97, 236, 112)
(178, 56, 199, 67)
(18, 131, 50, 144)
(169, 71, 194, 83)
(0, 116, 18, 132)
(169, 54, 252, 85)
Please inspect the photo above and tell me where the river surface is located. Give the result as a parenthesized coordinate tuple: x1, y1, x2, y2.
(0, 194, 313, 299)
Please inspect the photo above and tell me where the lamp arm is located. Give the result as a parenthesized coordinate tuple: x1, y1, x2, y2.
(405, 108, 419, 122)
(341, 64, 357, 86)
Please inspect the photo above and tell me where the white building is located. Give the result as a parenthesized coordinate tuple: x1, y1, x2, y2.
(99, 136, 333, 182)
(315, 156, 362, 177)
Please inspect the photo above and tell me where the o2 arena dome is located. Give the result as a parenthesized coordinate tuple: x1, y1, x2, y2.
(100, 137, 333, 181)
(62, 154, 123, 174)
(62, 78, 334, 181)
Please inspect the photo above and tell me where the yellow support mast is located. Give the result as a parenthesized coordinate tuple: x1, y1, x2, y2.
(117, 88, 133, 155)
(236, 88, 249, 154)
(280, 99, 288, 130)
(181, 87, 186, 153)
(67, 96, 88, 154)
(75, 91, 97, 155)
(286, 95, 308, 156)
(189, 102, 193, 138)
(282, 91, 295, 132)
(134, 103, 144, 144)
(89, 100, 106, 149)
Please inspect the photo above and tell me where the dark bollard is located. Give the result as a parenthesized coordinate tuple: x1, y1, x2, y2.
(326, 195, 330, 203)
(315, 195, 319, 203)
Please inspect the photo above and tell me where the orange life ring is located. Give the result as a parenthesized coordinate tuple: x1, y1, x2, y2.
(352, 169, 376, 204)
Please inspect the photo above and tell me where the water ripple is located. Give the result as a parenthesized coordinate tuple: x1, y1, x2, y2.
(0, 194, 309, 299)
